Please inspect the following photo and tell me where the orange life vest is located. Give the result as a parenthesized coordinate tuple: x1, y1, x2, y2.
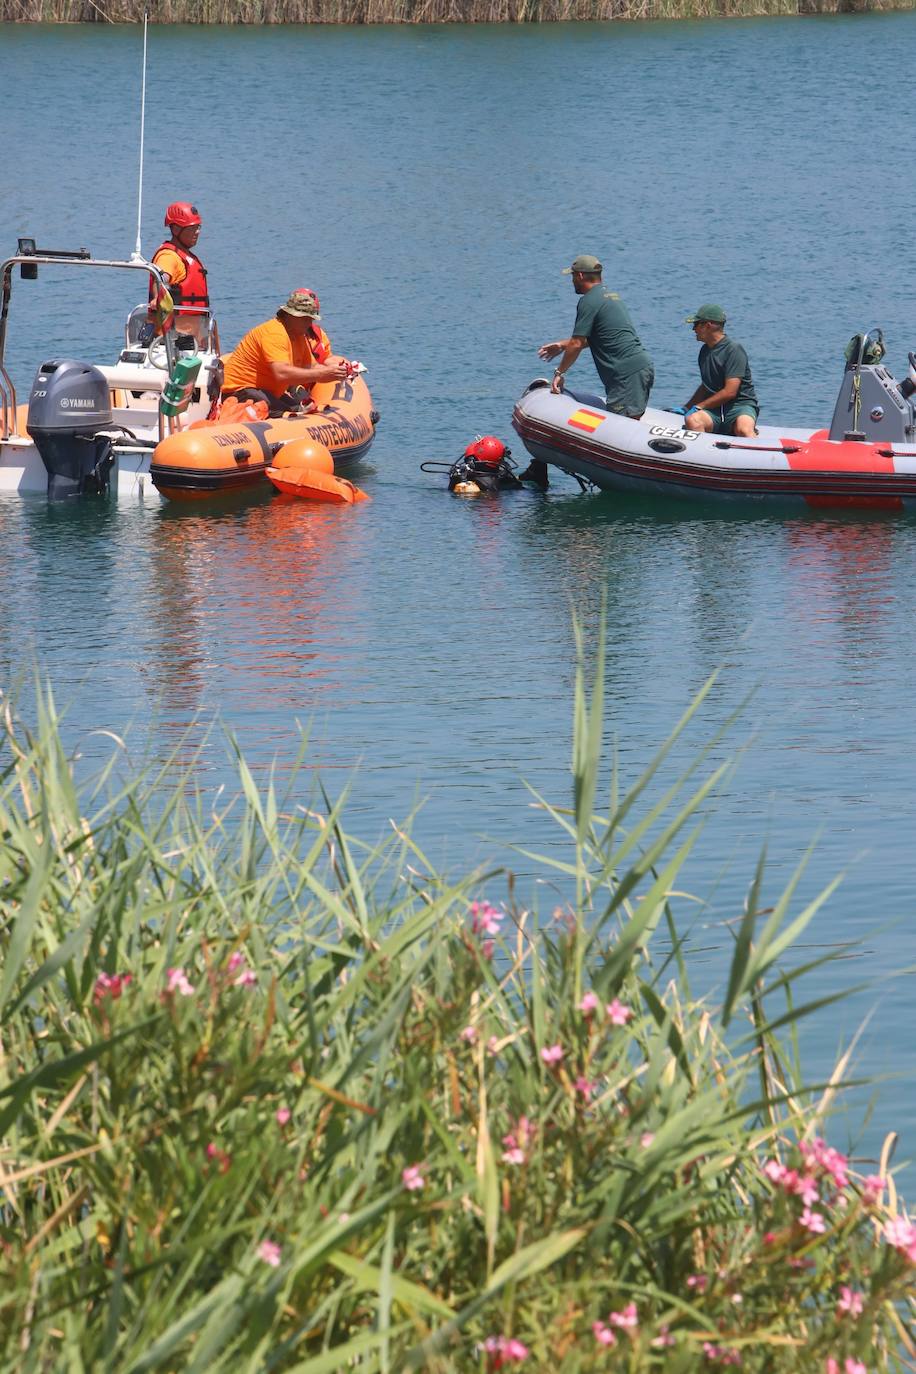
(148, 241, 210, 314)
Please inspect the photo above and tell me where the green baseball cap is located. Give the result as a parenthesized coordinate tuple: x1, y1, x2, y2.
(563, 255, 602, 275)
(685, 303, 726, 324)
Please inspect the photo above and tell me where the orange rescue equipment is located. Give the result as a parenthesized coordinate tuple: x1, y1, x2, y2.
(267, 438, 368, 504)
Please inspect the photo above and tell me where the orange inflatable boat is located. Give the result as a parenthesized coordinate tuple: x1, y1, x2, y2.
(149, 367, 377, 501)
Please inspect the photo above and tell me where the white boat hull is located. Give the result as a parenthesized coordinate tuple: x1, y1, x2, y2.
(0, 434, 158, 500)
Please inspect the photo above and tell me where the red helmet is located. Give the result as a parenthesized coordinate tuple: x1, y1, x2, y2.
(164, 201, 201, 228)
(463, 435, 508, 467)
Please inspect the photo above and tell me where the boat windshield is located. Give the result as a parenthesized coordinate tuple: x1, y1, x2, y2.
(124, 304, 218, 355)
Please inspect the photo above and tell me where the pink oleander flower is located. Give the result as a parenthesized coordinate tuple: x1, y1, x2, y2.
(469, 900, 503, 938)
(501, 1116, 534, 1165)
(540, 1043, 564, 1066)
(93, 972, 132, 1006)
(606, 998, 633, 1026)
(227, 951, 245, 971)
(205, 1141, 231, 1172)
(862, 1174, 885, 1205)
(836, 1285, 864, 1318)
(800, 1137, 849, 1190)
(165, 967, 194, 997)
(884, 1215, 916, 1261)
(592, 1321, 617, 1347)
(402, 1164, 425, 1192)
(257, 1239, 281, 1267)
(844, 1362, 867, 1374)
(687, 1273, 708, 1292)
(796, 1174, 820, 1206)
(460, 1025, 477, 1043)
(763, 1158, 786, 1185)
(651, 1324, 675, 1348)
(487, 1036, 501, 1054)
(609, 1301, 638, 1331)
(800, 1207, 826, 1234)
(640, 1131, 655, 1148)
(703, 1344, 742, 1366)
(826, 1361, 840, 1374)
(275, 1106, 291, 1125)
(575, 1076, 595, 1101)
(480, 1334, 529, 1366)
(233, 967, 257, 987)
(578, 991, 600, 1016)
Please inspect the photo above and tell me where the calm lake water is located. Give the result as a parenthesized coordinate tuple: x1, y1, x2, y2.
(2, 14, 915, 1163)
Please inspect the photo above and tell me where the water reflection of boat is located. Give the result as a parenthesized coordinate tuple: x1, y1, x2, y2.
(512, 339, 916, 509)
(0, 240, 223, 500)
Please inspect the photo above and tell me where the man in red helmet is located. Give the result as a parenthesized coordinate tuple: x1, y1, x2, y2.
(149, 202, 209, 343)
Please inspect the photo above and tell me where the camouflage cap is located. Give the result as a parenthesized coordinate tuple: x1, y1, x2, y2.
(280, 289, 321, 319)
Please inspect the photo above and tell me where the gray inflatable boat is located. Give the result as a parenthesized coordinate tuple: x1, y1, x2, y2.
(512, 336, 916, 508)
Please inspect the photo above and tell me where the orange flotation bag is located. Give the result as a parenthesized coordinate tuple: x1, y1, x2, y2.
(267, 437, 368, 504)
(272, 438, 335, 474)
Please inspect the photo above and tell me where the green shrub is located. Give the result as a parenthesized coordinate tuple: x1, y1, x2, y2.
(0, 647, 913, 1371)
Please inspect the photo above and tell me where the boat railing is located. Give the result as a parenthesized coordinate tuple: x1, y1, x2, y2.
(0, 244, 176, 442)
(124, 304, 220, 357)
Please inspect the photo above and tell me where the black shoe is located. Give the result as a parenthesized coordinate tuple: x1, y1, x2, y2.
(518, 460, 549, 489)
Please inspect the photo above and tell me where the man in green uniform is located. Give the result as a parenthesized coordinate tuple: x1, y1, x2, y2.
(538, 254, 655, 417)
(683, 304, 758, 437)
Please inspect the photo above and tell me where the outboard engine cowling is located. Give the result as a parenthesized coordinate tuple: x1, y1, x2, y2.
(828, 334, 916, 445)
(27, 359, 114, 499)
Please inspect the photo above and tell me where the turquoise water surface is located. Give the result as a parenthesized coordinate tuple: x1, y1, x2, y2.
(1, 14, 915, 1162)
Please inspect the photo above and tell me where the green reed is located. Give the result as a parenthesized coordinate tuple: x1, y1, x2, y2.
(0, 640, 914, 1371)
(0, 0, 910, 23)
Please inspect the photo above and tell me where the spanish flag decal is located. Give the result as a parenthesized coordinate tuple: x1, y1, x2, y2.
(567, 408, 605, 433)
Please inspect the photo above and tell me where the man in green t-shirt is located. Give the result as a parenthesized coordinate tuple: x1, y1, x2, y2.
(538, 254, 655, 418)
(683, 304, 759, 437)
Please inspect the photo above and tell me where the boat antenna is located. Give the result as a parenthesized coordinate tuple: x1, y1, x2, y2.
(131, 10, 149, 263)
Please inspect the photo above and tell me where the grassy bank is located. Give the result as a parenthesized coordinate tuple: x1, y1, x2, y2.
(1, 644, 914, 1370)
(1, 0, 912, 23)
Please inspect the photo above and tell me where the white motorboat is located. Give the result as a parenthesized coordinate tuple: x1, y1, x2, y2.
(0, 239, 223, 500)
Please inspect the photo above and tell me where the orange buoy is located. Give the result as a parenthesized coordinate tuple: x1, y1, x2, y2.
(272, 438, 335, 474)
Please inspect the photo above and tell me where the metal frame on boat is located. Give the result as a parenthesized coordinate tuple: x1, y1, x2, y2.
(0, 241, 222, 500)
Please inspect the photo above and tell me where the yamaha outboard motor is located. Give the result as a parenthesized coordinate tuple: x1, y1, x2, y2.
(27, 359, 114, 499)
(828, 331, 916, 445)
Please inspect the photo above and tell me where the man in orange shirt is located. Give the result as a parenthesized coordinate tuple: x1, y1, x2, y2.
(221, 289, 349, 415)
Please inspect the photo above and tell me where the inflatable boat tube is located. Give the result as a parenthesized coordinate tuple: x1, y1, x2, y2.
(150, 367, 376, 501)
